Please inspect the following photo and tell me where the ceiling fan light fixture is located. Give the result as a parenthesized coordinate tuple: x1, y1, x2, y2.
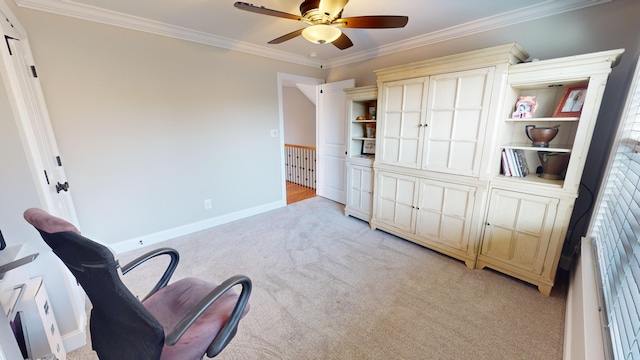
(302, 24, 341, 44)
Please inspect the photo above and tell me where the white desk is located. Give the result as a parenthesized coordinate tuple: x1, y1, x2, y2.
(0, 245, 70, 359)
(0, 245, 31, 359)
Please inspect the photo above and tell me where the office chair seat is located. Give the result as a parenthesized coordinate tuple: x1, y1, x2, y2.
(24, 208, 251, 360)
(145, 277, 244, 359)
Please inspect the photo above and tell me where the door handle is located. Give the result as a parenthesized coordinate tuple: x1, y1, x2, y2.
(56, 181, 69, 193)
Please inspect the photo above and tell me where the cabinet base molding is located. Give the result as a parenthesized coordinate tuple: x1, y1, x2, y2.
(344, 211, 371, 223)
(475, 258, 554, 296)
(371, 222, 477, 270)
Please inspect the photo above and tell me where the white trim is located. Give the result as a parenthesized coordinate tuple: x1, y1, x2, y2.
(564, 237, 609, 360)
(15, 0, 320, 67)
(14, 0, 612, 69)
(110, 200, 284, 254)
(277, 72, 323, 208)
(327, 0, 612, 67)
(61, 328, 87, 353)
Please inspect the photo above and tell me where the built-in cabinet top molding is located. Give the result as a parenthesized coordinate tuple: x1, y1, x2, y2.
(344, 85, 378, 100)
(373, 43, 529, 83)
(507, 48, 625, 85)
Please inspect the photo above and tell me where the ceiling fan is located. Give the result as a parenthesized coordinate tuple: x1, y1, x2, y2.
(234, 0, 409, 50)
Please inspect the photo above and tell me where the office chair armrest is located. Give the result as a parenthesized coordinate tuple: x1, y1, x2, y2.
(165, 275, 252, 358)
(120, 247, 180, 301)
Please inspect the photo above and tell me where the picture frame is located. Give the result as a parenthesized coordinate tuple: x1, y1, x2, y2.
(553, 85, 587, 117)
(364, 123, 376, 138)
(362, 140, 376, 155)
(512, 95, 538, 119)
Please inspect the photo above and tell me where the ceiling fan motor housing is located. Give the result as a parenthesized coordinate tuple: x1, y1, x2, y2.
(300, 0, 339, 23)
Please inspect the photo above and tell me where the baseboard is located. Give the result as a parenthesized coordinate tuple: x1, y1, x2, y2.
(62, 327, 87, 353)
(110, 200, 285, 254)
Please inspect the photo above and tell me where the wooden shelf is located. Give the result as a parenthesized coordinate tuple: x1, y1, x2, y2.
(501, 143, 572, 152)
(350, 154, 375, 160)
(495, 173, 564, 187)
(505, 117, 579, 122)
(352, 137, 376, 141)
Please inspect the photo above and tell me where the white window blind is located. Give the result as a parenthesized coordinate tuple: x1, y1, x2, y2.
(589, 55, 640, 359)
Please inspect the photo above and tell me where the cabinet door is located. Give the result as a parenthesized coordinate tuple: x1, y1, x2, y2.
(374, 171, 417, 232)
(414, 179, 477, 252)
(422, 68, 494, 176)
(378, 78, 428, 168)
(481, 189, 558, 274)
(346, 165, 373, 217)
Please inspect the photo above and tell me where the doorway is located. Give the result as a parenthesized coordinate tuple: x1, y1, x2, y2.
(278, 73, 322, 205)
(277, 73, 354, 205)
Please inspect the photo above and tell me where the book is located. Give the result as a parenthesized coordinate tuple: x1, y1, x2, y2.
(501, 150, 511, 176)
(505, 149, 521, 177)
(514, 149, 530, 177)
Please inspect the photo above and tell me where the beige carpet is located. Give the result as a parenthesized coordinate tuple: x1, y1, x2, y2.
(67, 196, 566, 359)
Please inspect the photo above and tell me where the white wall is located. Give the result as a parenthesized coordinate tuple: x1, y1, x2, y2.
(4, 2, 320, 246)
(283, 85, 315, 147)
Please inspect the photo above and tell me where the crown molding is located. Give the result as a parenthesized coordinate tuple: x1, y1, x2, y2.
(325, 0, 613, 68)
(14, 0, 322, 67)
(15, 0, 612, 69)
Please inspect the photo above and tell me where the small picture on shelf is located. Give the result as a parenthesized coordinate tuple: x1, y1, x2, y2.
(553, 85, 587, 117)
(364, 123, 376, 138)
(368, 106, 376, 120)
(362, 140, 376, 155)
(512, 96, 538, 119)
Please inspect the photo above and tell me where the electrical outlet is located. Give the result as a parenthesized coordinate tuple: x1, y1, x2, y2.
(204, 199, 212, 209)
(270, 129, 278, 137)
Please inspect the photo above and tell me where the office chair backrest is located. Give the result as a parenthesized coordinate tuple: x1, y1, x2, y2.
(25, 209, 164, 359)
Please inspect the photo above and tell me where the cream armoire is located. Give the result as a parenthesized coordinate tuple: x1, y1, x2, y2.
(344, 43, 623, 295)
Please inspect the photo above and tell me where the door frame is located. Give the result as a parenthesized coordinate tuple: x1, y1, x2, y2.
(0, 2, 79, 225)
(277, 72, 323, 204)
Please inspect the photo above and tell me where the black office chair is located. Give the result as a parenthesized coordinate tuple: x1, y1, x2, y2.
(24, 208, 251, 360)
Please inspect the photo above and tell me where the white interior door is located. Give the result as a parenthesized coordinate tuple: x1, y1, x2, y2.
(316, 79, 355, 204)
(0, 26, 79, 225)
(0, 6, 86, 352)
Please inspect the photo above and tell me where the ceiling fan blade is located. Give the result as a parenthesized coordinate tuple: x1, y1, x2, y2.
(332, 32, 353, 50)
(319, 0, 348, 21)
(334, 16, 409, 29)
(268, 28, 305, 44)
(234, 2, 302, 21)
